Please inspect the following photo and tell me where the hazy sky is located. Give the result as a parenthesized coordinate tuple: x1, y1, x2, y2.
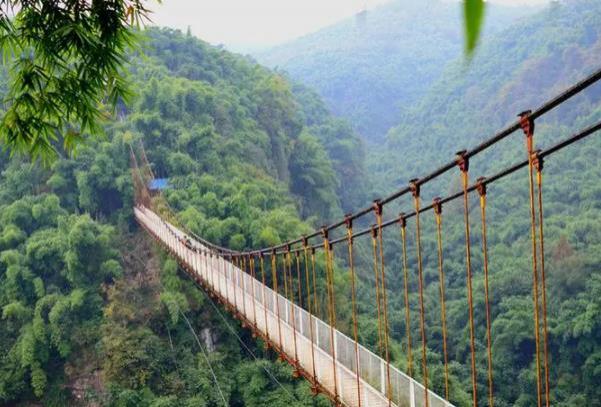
(150, 0, 550, 51)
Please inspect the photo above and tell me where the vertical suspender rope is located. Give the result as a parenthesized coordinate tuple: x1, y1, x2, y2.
(329, 242, 340, 402)
(284, 247, 299, 366)
(374, 200, 393, 405)
(217, 252, 224, 303)
(249, 254, 258, 328)
(285, 246, 300, 371)
(283, 249, 290, 303)
(245, 255, 250, 318)
(323, 229, 340, 403)
(228, 254, 235, 307)
(295, 252, 303, 309)
(295, 250, 304, 377)
(206, 251, 213, 298)
(433, 198, 450, 401)
(311, 247, 320, 320)
(519, 111, 543, 407)
(534, 151, 551, 407)
(477, 178, 495, 407)
(370, 226, 384, 355)
(234, 255, 241, 314)
(456, 151, 479, 407)
(192, 247, 198, 279)
(207, 250, 213, 295)
(241, 255, 248, 321)
(185, 240, 190, 266)
(259, 253, 270, 344)
(399, 214, 414, 377)
(303, 238, 318, 390)
(216, 252, 225, 305)
(271, 249, 284, 354)
(345, 215, 362, 406)
(226, 254, 232, 309)
(409, 179, 429, 407)
(236, 255, 242, 311)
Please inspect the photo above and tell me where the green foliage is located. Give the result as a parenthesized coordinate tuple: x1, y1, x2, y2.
(289, 132, 339, 220)
(102, 326, 168, 389)
(0, 26, 358, 405)
(0, 194, 121, 403)
(0, 0, 155, 161)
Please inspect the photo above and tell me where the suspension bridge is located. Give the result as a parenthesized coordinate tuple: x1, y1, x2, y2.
(131, 67, 601, 407)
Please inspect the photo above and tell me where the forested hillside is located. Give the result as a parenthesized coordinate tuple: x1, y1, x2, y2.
(378, 0, 601, 189)
(0, 28, 363, 406)
(255, 0, 535, 140)
(364, 1, 601, 406)
(2, 2, 601, 406)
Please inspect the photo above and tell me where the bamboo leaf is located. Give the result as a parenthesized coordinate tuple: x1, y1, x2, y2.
(464, 0, 486, 56)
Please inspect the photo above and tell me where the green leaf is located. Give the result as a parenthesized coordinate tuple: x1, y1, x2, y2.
(463, 0, 486, 56)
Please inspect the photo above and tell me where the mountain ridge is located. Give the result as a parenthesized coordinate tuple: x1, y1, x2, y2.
(255, 0, 537, 141)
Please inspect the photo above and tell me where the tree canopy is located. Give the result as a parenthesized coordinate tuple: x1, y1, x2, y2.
(0, 0, 154, 162)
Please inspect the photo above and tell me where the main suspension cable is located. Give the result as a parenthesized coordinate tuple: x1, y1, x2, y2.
(190, 68, 601, 258)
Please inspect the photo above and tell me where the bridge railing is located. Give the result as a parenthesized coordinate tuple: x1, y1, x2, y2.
(134, 205, 452, 407)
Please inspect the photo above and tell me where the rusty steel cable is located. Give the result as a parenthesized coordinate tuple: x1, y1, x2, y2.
(410, 180, 430, 407)
(198, 68, 601, 258)
(295, 252, 303, 309)
(374, 201, 393, 405)
(311, 247, 320, 320)
(399, 215, 414, 377)
(284, 248, 300, 367)
(371, 226, 384, 355)
(457, 151, 479, 407)
(534, 152, 551, 407)
(477, 178, 495, 407)
(433, 198, 450, 400)
(241, 256, 248, 319)
(231, 255, 239, 313)
(302, 240, 318, 388)
(323, 231, 339, 402)
(520, 112, 543, 407)
(259, 253, 270, 343)
(345, 216, 363, 406)
(187, 117, 601, 258)
(271, 250, 284, 352)
(249, 255, 258, 327)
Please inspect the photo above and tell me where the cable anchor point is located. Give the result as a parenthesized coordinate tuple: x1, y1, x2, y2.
(409, 178, 420, 198)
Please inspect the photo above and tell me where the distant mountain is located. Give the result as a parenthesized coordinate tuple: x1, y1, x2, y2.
(378, 0, 601, 190)
(255, 0, 536, 141)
